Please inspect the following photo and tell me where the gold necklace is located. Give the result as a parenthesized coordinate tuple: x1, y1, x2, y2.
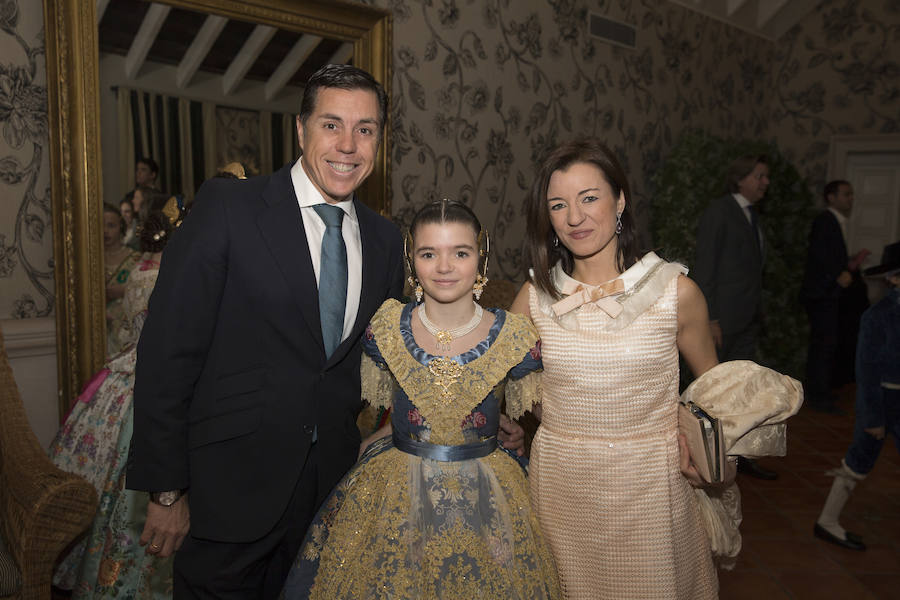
(418, 303, 484, 353)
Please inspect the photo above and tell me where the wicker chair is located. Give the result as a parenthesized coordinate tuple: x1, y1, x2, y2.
(0, 327, 97, 600)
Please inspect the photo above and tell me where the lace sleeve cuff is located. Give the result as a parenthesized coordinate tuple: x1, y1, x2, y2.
(505, 370, 542, 420)
(360, 352, 394, 410)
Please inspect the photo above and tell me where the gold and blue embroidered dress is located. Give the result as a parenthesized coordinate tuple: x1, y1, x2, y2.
(282, 299, 559, 599)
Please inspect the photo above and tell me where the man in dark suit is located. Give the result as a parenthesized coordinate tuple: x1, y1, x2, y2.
(693, 154, 778, 480)
(125, 65, 405, 598)
(800, 180, 869, 413)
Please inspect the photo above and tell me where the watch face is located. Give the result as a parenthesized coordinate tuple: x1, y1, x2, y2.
(157, 490, 179, 506)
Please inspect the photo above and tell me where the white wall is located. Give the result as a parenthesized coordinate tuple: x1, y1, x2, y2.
(3, 318, 59, 449)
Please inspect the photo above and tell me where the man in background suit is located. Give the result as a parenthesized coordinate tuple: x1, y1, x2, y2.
(693, 153, 778, 480)
(801, 180, 869, 413)
(126, 65, 405, 598)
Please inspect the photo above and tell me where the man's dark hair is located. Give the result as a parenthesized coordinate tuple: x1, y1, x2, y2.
(823, 180, 851, 204)
(137, 156, 159, 175)
(298, 64, 388, 138)
(726, 154, 768, 194)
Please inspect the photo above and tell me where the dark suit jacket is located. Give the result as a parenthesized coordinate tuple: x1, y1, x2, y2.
(126, 164, 404, 542)
(800, 209, 847, 304)
(692, 194, 764, 335)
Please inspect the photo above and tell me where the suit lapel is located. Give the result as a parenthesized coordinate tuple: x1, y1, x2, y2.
(256, 165, 325, 355)
(727, 196, 762, 265)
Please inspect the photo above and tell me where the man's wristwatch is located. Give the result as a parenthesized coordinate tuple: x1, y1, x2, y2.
(149, 489, 186, 507)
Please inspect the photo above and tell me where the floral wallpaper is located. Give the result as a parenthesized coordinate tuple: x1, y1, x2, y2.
(768, 0, 900, 189)
(0, 0, 52, 318)
(0, 0, 897, 317)
(368, 0, 899, 281)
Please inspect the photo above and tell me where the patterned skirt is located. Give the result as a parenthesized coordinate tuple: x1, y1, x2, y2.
(282, 437, 560, 599)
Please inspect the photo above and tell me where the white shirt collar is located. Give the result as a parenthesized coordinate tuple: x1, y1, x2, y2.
(290, 157, 357, 222)
(732, 193, 752, 210)
(827, 206, 848, 228)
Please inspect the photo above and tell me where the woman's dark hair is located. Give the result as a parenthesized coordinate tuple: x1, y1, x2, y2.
(524, 138, 639, 300)
(407, 199, 486, 276)
(298, 64, 388, 141)
(120, 197, 134, 211)
(726, 154, 768, 194)
(138, 210, 174, 254)
(103, 202, 126, 235)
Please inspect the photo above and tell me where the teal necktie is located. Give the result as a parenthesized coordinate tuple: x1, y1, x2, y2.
(313, 204, 347, 358)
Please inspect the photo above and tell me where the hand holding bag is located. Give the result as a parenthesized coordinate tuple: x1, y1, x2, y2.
(680, 361, 803, 568)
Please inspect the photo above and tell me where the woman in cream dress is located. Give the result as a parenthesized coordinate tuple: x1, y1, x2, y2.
(511, 139, 726, 599)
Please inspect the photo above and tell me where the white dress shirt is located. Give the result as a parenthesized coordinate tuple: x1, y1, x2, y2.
(290, 158, 362, 344)
(827, 206, 849, 248)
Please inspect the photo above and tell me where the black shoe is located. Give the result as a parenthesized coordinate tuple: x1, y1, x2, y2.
(814, 523, 866, 551)
(736, 457, 778, 480)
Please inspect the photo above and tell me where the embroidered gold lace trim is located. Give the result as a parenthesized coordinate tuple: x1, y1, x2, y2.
(360, 352, 394, 410)
(369, 300, 538, 445)
(505, 370, 542, 420)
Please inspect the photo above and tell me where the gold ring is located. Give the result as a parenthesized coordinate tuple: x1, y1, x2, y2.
(149, 543, 161, 551)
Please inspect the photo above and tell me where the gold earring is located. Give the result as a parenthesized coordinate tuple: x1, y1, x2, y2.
(409, 276, 423, 303)
(472, 274, 488, 301)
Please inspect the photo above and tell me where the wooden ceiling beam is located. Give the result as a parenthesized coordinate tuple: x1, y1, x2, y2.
(124, 3, 171, 80)
(176, 14, 228, 89)
(97, 0, 111, 23)
(222, 24, 276, 96)
(326, 42, 354, 67)
(264, 34, 322, 102)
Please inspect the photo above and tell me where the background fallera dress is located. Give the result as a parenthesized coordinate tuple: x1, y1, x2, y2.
(528, 253, 717, 600)
(49, 259, 173, 598)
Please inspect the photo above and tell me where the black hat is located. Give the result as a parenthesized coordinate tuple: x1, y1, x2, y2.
(863, 241, 900, 277)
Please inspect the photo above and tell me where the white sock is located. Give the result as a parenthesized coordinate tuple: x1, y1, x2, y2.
(817, 461, 863, 538)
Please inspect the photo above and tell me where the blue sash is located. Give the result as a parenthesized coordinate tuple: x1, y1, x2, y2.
(392, 433, 497, 461)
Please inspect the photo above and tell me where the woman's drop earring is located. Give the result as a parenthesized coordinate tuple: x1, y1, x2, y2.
(615, 213, 623, 235)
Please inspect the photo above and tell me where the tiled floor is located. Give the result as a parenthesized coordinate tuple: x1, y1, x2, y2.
(719, 385, 900, 599)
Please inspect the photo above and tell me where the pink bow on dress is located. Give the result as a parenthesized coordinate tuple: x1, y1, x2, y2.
(551, 279, 625, 318)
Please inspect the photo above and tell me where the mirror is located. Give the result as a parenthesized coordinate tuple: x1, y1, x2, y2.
(44, 0, 392, 418)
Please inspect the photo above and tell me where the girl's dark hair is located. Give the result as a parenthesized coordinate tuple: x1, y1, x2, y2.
(103, 202, 126, 235)
(407, 199, 487, 276)
(138, 210, 174, 254)
(136, 187, 173, 222)
(120, 197, 134, 211)
(524, 138, 639, 300)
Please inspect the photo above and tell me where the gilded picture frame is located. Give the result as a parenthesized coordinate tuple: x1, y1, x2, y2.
(43, 0, 392, 419)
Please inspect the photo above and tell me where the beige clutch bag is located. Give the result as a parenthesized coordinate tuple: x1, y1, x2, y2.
(678, 400, 726, 484)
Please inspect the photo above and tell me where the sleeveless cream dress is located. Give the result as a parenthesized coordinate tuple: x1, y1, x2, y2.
(528, 252, 717, 600)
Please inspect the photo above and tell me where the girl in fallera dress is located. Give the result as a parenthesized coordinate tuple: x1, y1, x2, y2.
(282, 199, 560, 599)
(510, 138, 727, 600)
(49, 207, 181, 598)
